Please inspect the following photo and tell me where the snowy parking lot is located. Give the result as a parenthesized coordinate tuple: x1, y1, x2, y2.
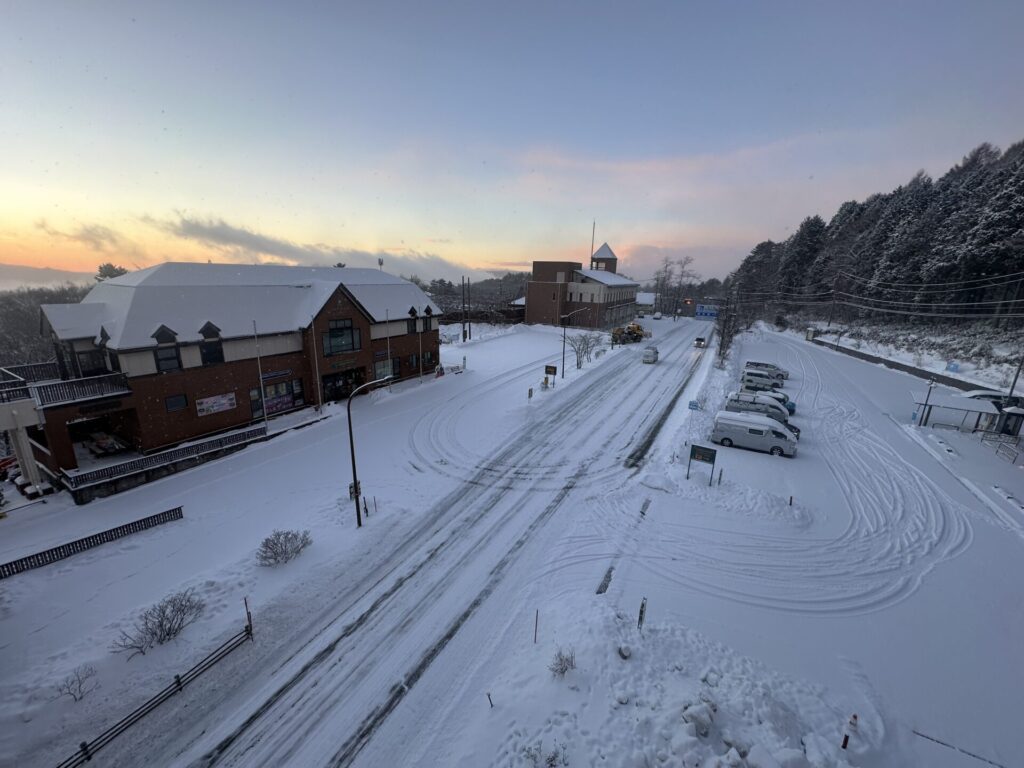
(2, 320, 1022, 767)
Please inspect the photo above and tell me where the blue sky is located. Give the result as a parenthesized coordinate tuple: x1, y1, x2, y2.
(2, 0, 1022, 281)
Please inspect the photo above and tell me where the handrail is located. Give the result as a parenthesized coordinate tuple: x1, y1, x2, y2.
(34, 373, 130, 407)
(61, 425, 268, 489)
(0, 361, 60, 383)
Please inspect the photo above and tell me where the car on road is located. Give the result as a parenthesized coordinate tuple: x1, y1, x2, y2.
(642, 346, 659, 364)
(694, 337, 706, 348)
(711, 411, 797, 457)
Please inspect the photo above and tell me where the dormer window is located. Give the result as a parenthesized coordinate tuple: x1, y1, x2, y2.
(152, 325, 181, 373)
(199, 322, 224, 365)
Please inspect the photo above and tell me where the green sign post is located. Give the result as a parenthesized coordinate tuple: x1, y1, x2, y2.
(687, 444, 717, 486)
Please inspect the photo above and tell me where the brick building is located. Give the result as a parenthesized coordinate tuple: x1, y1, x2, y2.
(524, 243, 638, 328)
(0, 262, 439, 500)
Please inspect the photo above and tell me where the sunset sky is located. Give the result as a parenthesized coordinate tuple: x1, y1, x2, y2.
(2, 0, 1022, 282)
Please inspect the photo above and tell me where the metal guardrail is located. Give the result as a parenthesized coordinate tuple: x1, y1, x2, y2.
(980, 431, 1021, 448)
(35, 373, 131, 407)
(61, 426, 268, 489)
(0, 371, 130, 406)
(0, 507, 183, 579)
(995, 443, 1019, 464)
(0, 385, 31, 403)
(0, 361, 60, 383)
(56, 619, 254, 768)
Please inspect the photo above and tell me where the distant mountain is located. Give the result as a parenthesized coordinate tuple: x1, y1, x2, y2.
(0, 262, 93, 291)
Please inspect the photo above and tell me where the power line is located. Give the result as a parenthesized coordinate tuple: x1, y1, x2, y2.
(839, 269, 1024, 290)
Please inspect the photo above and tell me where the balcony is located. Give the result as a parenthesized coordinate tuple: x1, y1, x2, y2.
(0, 371, 131, 408)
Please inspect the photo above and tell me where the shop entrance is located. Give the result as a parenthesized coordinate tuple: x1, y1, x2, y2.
(322, 368, 366, 401)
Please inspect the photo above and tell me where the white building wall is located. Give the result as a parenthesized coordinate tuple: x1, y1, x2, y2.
(223, 332, 302, 362)
(120, 350, 158, 377)
(369, 320, 412, 340)
(180, 345, 202, 369)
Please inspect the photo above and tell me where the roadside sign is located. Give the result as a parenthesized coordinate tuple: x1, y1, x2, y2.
(695, 304, 719, 319)
(686, 444, 717, 486)
(545, 364, 557, 376)
(690, 445, 716, 464)
(688, 400, 700, 411)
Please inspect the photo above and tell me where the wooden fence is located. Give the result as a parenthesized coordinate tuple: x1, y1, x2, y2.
(56, 617, 254, 768)
(0, 507, 183, 580)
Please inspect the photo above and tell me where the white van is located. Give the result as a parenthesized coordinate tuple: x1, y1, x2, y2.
(711, 411, 797, 457)
(740, 369, 782, 390)
(724, 392, 800, 438)
(745, 361, 789, 379)
(642, 346, 659, 364)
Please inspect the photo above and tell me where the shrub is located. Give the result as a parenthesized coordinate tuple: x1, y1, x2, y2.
(111, 588, 205, 659)
(524, 740, 568, 767)
(548, 647, 576, 677)
(257, 529, 313, 566)
(55, 664, 98, 702)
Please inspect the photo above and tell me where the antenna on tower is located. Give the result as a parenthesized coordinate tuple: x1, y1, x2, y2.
(590, 220, 596, 258)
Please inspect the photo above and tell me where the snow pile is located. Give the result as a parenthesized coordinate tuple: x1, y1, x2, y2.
(478, 604, 866, 768)
(440, 322, 518, 345)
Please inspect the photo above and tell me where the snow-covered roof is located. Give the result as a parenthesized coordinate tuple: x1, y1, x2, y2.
(574, 269, 638, 287)
(636, 292, 656, 306)
(591, 243, 617, 261)
(510, 296, 526, 306)
(911, 391, 999, 413)
(41, 262, 440, 350)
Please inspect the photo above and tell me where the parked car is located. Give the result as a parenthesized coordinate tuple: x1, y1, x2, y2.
(745, 361, 789, 379)
(711, 411, 797, 457)
(746, 387, 796, 414)
(642, 346, 659, 364)
(724, 392, 800, 438)
(740, 369, 782, 390)
(694, 337, 706, 348)
(652, 312, 663, 320)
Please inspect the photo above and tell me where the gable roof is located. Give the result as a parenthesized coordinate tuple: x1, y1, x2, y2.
(41, 262, 441, 350)
(591, 242, 617, 261)
(574, 268, 638, 287)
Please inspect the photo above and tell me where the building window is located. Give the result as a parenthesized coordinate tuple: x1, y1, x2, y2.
(263, 378, 305, 415)
(200, 339, 224, 365)
(250, 387, 263, 420)
(424, 350, 434, 366)
(108, 350, 121, 372)
(154, 345, 181, 373)
(77, 350, 107, 377)
(323, 319, 361, 355)
(165, 394, 188, 412)
(407, 318, 417, 335)
(423, 316, 432, 331)
(374, 358, 400, 380)
(409, 353, 418, 369)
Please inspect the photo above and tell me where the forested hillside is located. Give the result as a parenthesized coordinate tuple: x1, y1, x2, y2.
(729, 141, 1024, 325)
(0, 284, 89, 365)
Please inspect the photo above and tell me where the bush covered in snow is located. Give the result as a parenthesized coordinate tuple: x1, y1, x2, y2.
(523, 740, 568, 767)
(257, 529, 313, 566)
(54, 664, 98, 702)
(111, 587, 205, 659)
(548, 647, 576, 677)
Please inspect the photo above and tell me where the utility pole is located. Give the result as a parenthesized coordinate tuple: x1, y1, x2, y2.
(461, 277, 467, 342)
(467, 279, 472, 340)
(252, 320, 269, 432)
(590, 220, 595, 262)
(826, 275, 838, 328)
(1008, 352, 1024, 406)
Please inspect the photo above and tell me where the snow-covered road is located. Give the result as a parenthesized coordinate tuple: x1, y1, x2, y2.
(4, 320, 1022, 768)
(169, 320, 710, 767)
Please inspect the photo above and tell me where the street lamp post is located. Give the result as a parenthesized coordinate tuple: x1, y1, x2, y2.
(347, 375, 393, 527)
(560, 308, 589, 379)
(918, 378, 936, 427)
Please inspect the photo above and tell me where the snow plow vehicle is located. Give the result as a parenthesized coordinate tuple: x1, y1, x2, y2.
(611, 322, 647, 344)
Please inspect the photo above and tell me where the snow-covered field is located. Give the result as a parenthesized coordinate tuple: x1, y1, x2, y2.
(1, 319, 1022, 767)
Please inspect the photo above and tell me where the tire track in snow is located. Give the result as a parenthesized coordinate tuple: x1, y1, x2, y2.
(191, 322, 708, 766)
(572, 332, 974, 615)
